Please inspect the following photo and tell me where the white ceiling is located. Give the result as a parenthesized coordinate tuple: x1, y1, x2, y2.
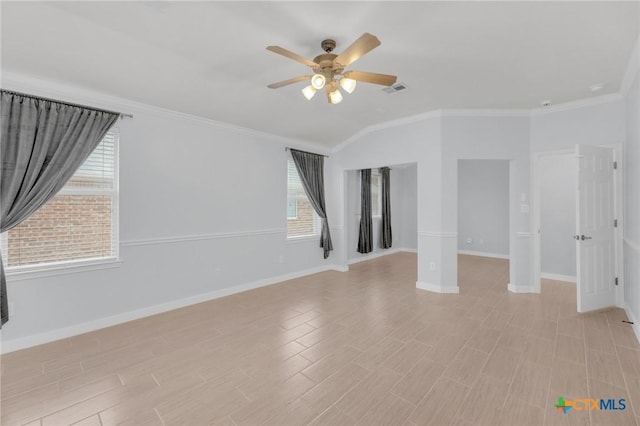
(2, 1, 638, 147)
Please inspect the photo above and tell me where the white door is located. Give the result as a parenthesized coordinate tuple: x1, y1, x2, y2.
(576, 144, 616, 313)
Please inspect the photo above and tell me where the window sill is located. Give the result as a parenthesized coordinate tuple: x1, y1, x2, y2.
(287, 235, 320, 243)
(6, 257, 123, 281)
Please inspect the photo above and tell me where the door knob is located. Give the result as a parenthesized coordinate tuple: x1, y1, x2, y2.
(581, 235, 592, 240)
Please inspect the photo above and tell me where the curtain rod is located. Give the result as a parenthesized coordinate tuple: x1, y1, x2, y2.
(0, 89, 132, 119)
(285, 147, 329, 158)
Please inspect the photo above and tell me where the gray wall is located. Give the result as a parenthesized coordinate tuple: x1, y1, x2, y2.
(539, 154, 576, 278)
(625, 70, 640, 326)
(399, 164, 418, 250)
(457, 160, 509, 256)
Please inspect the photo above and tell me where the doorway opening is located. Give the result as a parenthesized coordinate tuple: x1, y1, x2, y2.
(345, 163, 417, 265)
(533, 145, 624, 313)
(457, 160, 510, 291)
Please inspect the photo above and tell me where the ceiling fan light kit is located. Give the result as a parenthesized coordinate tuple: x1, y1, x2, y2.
(340, 77, 357, 94)
(267, 33, 397, 104)
(311, 74, 326, 90)
(329, 88, 343, 104)
(301, 85, 317, 100)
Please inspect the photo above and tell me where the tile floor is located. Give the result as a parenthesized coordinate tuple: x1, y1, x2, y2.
(1, 253, 639, 425)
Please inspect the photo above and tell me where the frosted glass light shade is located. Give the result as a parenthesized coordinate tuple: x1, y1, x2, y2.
(340, 77, 357, 94)
(301, 85, 316, 100)
(311, 74, 326, 90)
(329, 89, 343, 104)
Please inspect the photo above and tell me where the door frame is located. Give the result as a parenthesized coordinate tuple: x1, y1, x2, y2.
(531, 144, 624, 308)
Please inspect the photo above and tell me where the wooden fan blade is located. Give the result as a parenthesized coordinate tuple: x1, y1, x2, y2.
(267, 75, 312, 89)
(266, 46, 318, 67)
(344, 70, 397, 86)
(334, 33, 381, 67)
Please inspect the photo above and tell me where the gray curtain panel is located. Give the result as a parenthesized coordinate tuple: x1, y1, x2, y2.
(0, 90, 119, 327)
(290, 149, 333, 259)
(357, 169, 373, 254)
(380, 167, 392, 249)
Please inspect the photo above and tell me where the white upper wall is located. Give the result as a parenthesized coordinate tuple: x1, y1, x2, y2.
(530, 96, 626, 152)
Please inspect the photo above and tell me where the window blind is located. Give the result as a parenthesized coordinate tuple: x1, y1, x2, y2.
(3, 130, 119, 268)
(287, 159, 319, 238)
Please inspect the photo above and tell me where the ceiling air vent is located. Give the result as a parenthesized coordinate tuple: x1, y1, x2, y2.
(382, 82, 408, 94)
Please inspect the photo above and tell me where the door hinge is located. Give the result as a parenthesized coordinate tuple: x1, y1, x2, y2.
(613, 161, 618, 169)
(615, 277, 619, 286)
(614, 219, 618, 228)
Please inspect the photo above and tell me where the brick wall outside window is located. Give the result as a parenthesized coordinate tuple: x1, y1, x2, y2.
(6, 194, 112, 267)
(287, 159, 319, 238)
(1, 129, 118, 269)
(287, 198, 316, 237)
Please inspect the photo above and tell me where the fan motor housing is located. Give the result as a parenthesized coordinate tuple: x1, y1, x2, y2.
(321, 39, 336, 53)
(313, 53, 338, 70)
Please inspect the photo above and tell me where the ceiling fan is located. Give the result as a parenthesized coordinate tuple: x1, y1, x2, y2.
(266, 33, 397, 104)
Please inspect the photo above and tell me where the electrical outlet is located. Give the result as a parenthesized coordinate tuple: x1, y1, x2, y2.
(429, 262, 436, 271)
(279, 255, 285, 264)
(214, 266, 221, 276)
(466, 238, 473, 244)
(479, 238, 484, 245)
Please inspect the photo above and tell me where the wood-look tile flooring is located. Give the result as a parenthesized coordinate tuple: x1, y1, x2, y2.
(2, 253, 639, 426)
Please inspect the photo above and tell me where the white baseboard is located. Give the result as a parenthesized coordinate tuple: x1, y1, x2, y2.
(398, 247, 417, 253)
(508, 283, 538, 294)
(347, 247, 416, 266)
(348, 248, 404, 265)
(331, 265, 349, 272)
(540, 272, 576, 283)
(623, 303, 640, 345)
(0, 264, 345, 354)
(416, 281, 460, 294)
(457, 250, 509, 260)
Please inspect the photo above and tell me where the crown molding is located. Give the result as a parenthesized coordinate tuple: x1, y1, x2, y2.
(620, 35, 640, 96)
(1, 72, 329, 155)
(529, 93, 624, 116)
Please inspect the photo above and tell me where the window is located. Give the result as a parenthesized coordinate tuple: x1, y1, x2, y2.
(286, 197, 298, 220)
(1, 129, 119, 269)
(371, 171, 382, 217)
(287, 159, 319, 238)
